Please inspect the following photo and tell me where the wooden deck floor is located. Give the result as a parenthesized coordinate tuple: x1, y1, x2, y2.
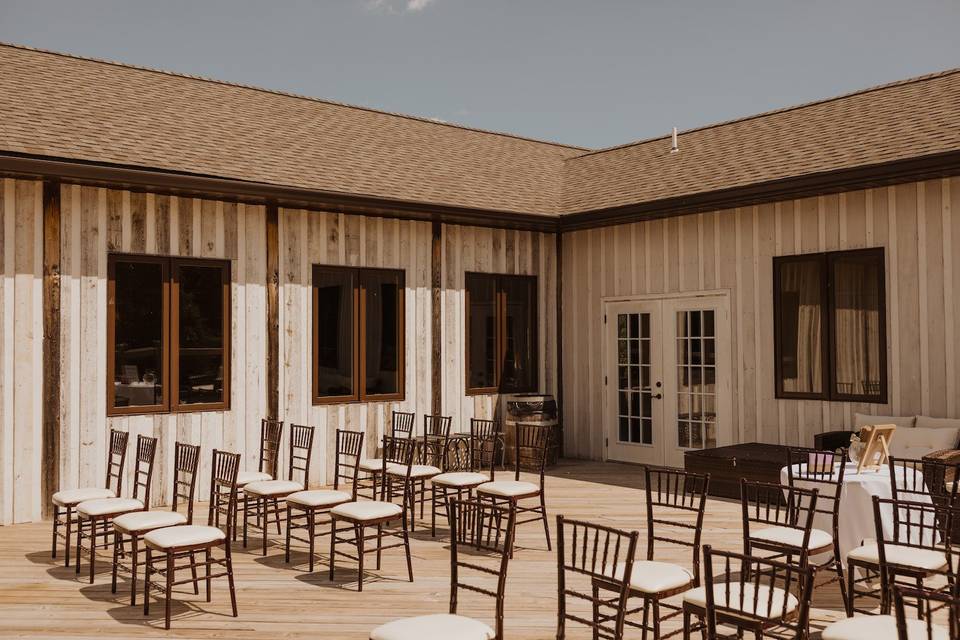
(0, 460, 854, 639)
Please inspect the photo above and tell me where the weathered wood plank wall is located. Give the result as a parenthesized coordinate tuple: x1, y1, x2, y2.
(561, 178, 960, 460)
(56, 185, 268, 508)
(0, 179, 44, 524)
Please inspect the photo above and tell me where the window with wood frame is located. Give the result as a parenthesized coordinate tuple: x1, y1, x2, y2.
(773, 247, 886, 403)
(108, 254, 230, 415)
(465, 273, 538, 395)
(312, 265, 405, 404)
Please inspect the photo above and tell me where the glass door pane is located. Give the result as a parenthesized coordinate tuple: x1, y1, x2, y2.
(675, 309, 717, 450)
(617, 312, 653, 445)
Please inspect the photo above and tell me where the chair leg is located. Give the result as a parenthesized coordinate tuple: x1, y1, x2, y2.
(845, 560, 855, 617)
(89, 518, 97, 583)
(308, 509, 316, 573)
(143, 549, 151, 616)
(189, 551, 199, 595)
(273, 498, 282, 534)
(64, 506, 73, 567)
(164, 551, 174, 630)
(402, 518, 413, 583)
(430, 484, 437, 537)
(652, 598, 661, 640)
(52, 505, 59, 559)
(356, 524, 365, 593)
(834, 555, 849, 615)
(284, 505, 292, 564)
(261, 498, 268, 556)
(682, 612, 691, 640)
(225, 543, 238, 618)
(205, 548, 212, 601)
(130, 535, 139, 607)
(328, 519, 337, 581)
(540, 492, 552, 551)
(111, 532, 120, 594)
(75, 518, 82, 574)
(376, 524, 383, 570)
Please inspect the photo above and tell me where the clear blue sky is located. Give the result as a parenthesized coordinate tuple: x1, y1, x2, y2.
(1, 0, 957, 149)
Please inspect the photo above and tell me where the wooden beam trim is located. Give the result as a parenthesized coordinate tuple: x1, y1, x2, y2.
(266, 203, 280, 420)
(41, 180, 61, 516)
(554, 231, 564, 458)
(430, 221, 442, 415)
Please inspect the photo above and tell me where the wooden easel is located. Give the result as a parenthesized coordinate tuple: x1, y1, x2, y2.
(856, 424, 896, 473)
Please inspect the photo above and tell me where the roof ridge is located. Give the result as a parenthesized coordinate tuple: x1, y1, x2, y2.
(0, 40, 589, 153)
(570, 65, 960, 160)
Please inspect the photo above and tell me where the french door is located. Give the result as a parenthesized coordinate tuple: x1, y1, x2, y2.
(604, 293, 731, 468)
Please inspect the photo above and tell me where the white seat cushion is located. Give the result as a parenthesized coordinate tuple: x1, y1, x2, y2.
(752, 526, 833, 550)
(144, 525, 226, 549)
(476, 480, 540, 498)
(606, 560, 694, 594)
(359, 459, 384, 472)
(847, 542, 947, 571)
(286, 489, 352, 508)
(370, 613, 495, 640)
(77, 497, 144, 517)
(683, 583, 799, 618)
(389, 464, 440, 478)
(822, 614, 948, 640)
(431, 472, 490, 487)
(52, 487, 115, 507)
(113, 510, 187, 533)
(236, 470, 272, 487)
(331, 501, 403, 522)
(243, 479, 304, 496)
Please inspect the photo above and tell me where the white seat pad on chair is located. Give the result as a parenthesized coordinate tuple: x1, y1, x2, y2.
(52, 487, 115, 507)
(286, 489, 352, 508)
(606, 560, 694, 594)
(476, 480, 539, 498)
(389, 464, 440, 478)
(359, 459, 384, 472)
(331, 501, 403, 521)
(822, 614, 948, 640)
(113, 510, 187, 533)
(244, 479, 303, 496)
(683, 583, 799, 618)
(431, 472, 489, 487)
(236, 470, 272, 487)
(847, 542, 947, 571)
(370, 613, 495, 640)
(77, 497, 144, 517)
(144, 525, 226, 549)
(752, 526, 833, 550)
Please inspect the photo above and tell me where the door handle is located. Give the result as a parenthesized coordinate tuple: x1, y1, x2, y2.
(654, 393, 663, 400)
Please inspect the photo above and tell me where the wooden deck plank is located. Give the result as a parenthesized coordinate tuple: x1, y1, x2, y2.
(0, 460, 855, 638)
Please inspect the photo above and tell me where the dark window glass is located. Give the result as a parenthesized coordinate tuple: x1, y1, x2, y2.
(363, 270, 402, 396)
(112, 260, 165, 408)
(314, 268, 355, 399)
(108, 254, 230, 415)
(176, 264, 227, 406)
(774, 248, 886, 402)
(465, 273, 538, 394)
(312, 266, 404, 403)
(466, 273, 498, 391)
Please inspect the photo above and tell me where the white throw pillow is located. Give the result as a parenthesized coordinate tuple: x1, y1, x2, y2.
(888, 427, 960, 459)
(853, 413, 915, 429)
(915, 416, 960, 430)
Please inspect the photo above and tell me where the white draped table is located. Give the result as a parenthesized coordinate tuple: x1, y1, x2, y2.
(779, 462, 934, 562)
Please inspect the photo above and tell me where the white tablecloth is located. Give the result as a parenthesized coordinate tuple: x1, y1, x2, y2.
(779, 462, 933, 562)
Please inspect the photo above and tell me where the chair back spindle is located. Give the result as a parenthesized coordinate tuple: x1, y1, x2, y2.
(208, 449, 241, 536)
(106, 429, 130, 496)
(555, 515, 639, 640)
(391, 411, 415, 439)
(171, 442, 201, 524)
(469, 418, 499, 479)
(131, 435, 158, 507)
(741, 479, 819, 565)
(287, 424, 316, 487)
(334, 429, 364, 498)
(888, 456, 959, 507)
(893, 585, 959, 640)
(381, 435, 417, 500)
(423, 414, 452, 467)
(513, 423, 550, 490)
(644, 465, 710, 584)
(258, 419, 283, 478)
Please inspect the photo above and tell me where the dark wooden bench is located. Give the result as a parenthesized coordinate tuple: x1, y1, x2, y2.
(684, 443, 791, 499)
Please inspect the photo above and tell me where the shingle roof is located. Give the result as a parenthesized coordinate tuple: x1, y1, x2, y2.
(0, 43, 582, 216)
(562, 69, 960, 213)
(1, 42, 958, 218)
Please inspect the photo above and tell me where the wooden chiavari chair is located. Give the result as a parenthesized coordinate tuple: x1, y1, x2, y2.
(822, 584, 957, 640)
(740, 479, 820, 570)
(329, 435, 415, 591)
(429, 418, 500, 537)
(555, 515, 639, 640)
(285, 429, 363, 571)
(243, 423, 315, 555)
(889, 456, 960, 506)
(75, 434, 157, 583)
(847, 496, 959, 616)
(51, 428, 129, 566)
(785, 446, 850, 610)
(684, 546, 814, 640)
(142, 449, 240, 630)
(476, 422, 552, 556)
(606, 466, 709, 639)
(390, 414, 449, 528)
(358, 411, 415, 500)
(234, 418, 283, 540)
(370, 498, 516, 640)
(111, 441, 201, 606)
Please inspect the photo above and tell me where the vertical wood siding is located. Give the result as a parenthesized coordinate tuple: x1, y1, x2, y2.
(0, 179, 43, 524)
(561, 178, 960, 459)
(439, 225, 559, 434)
(55, 186, 268, 508)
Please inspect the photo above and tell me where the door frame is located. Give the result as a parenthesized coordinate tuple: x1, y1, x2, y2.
(601, 289, 734, 465)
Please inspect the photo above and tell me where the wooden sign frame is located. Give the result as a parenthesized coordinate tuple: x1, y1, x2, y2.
(856, 424, 896, 473)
